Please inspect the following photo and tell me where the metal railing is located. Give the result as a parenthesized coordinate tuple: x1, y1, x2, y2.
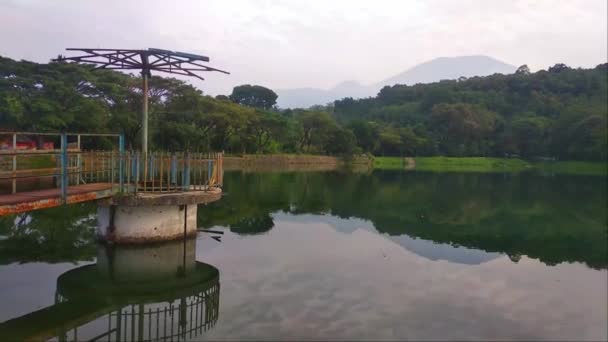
(54, 284, 220, 342)
(0, 132, 223, 202)
(118, 151, 224, 193)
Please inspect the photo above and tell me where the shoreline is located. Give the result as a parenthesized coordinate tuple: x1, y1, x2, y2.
(374, 156, 607, 176)
(222, 154, 606, 176)
(223, 154, 371, 171)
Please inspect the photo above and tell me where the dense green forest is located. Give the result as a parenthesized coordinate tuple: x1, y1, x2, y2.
(1, 56, 606, 160)
(334, 64, 607, 160)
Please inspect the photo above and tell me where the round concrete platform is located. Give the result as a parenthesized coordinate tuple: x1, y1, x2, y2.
(97, 188, 222, 244)
(100, 187, 222, 206)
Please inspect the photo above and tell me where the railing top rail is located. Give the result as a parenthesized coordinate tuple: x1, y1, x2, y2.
(0, 131, 120, 137)
(0, 150, 223, 156)
(0, 150, 62, 156)
(0, 132, 60, 137)
(0, 132, 121, 138)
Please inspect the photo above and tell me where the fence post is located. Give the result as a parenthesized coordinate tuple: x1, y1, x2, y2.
(76, 134, 81, 185)
(11, 133, 16, 194)
(171, 153, 177, 188)
(135, 151, 140, 194)
(119, 134, 125, 192)
(207, 159, 212, 187)
(183, 152, 190, 191)
(60, 133, 68, 204)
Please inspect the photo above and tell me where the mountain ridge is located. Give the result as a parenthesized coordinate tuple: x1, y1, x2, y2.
(276, 55, 517, 108)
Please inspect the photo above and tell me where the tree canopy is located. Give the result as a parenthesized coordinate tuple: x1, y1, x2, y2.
(333, 63, 607, 160)
(1, 56, 605, 160)
(229, 84, 278, 110)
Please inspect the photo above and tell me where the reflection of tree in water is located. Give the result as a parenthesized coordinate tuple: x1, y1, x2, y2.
(0, 203, 97, 264)
(0, 170, 604, 269)
(230, 213, 274, 235)
(200, 170, 607, 269)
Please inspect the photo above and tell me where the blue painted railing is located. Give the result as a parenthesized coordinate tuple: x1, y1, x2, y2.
(0, 132, 223, 203)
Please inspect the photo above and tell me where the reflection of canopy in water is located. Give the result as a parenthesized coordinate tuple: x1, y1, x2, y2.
(200, 170, 607, 269)
(0, 242, 220, 342)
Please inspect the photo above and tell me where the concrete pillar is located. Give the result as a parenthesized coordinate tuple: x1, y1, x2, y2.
(97, 204, 197, 244)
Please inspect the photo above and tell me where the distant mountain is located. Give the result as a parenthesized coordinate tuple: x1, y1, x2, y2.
(275, 55, 517, 108)
(377, 55, 517, 87)
(276, 80, 373, 109)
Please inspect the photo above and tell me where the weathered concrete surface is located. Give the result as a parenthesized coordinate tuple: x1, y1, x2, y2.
(97, 188, 221, 244)
(100, 187, 222, 206)
(97, 203, 198, 244)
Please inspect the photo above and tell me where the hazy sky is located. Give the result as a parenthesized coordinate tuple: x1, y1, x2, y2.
(1, 0, 606, 95)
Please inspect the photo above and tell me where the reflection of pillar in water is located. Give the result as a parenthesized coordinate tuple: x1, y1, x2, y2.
(51, 239, 220, 341)
(96, 238, 197, 280)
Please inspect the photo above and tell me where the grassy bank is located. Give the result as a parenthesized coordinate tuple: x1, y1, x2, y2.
(373, 156, 607, 175)
(532, 161, 608, 176)
(416, 157, 532, 173)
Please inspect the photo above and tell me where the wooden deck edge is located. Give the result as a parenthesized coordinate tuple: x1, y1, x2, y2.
(0, 188, 113, 216)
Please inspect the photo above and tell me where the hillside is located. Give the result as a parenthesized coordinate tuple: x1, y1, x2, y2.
(276, 80, 373, 109)
(276, 55, 516, 108)
(333, 63, 608, 160)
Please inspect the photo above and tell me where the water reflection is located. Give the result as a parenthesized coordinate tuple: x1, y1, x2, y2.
(199, 213, 607, 341)
(1, 170, 605, 269)
(199, 170, 607, 269)
(0, 204, 97, 264)
(0, 170, 606, 340)
(0, 240, 219, 341)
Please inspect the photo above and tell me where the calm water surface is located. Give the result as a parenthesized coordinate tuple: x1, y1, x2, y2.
(0, 170, 606, 341)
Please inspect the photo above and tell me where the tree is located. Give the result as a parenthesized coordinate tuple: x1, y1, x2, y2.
(378, 129, 402, 156)
(229, 84, 278, 109)
(399, 127, 424, 156)
(512, 115, 550, 157)
(515, 64, 531, 75)
(297, 111, 335, 152)
(323, 127, 356, 156)
(348, 120, 379, 152)
(248, 111, 286, 153)
(548, 63, 570, 73)
(430, 103, 498, 156)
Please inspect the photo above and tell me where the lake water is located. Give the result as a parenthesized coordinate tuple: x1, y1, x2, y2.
(0, 170, 606, 341)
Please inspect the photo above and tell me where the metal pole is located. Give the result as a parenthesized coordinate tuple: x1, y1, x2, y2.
(60, 133, 68, 204)
(76, 134, 81, 185)
(119, 134, 125, 192)
(142, 72, 149, 154)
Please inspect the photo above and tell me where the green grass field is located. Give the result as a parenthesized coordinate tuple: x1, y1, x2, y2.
(373, 156, 409, 169)
(373, 156, 607, 175)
